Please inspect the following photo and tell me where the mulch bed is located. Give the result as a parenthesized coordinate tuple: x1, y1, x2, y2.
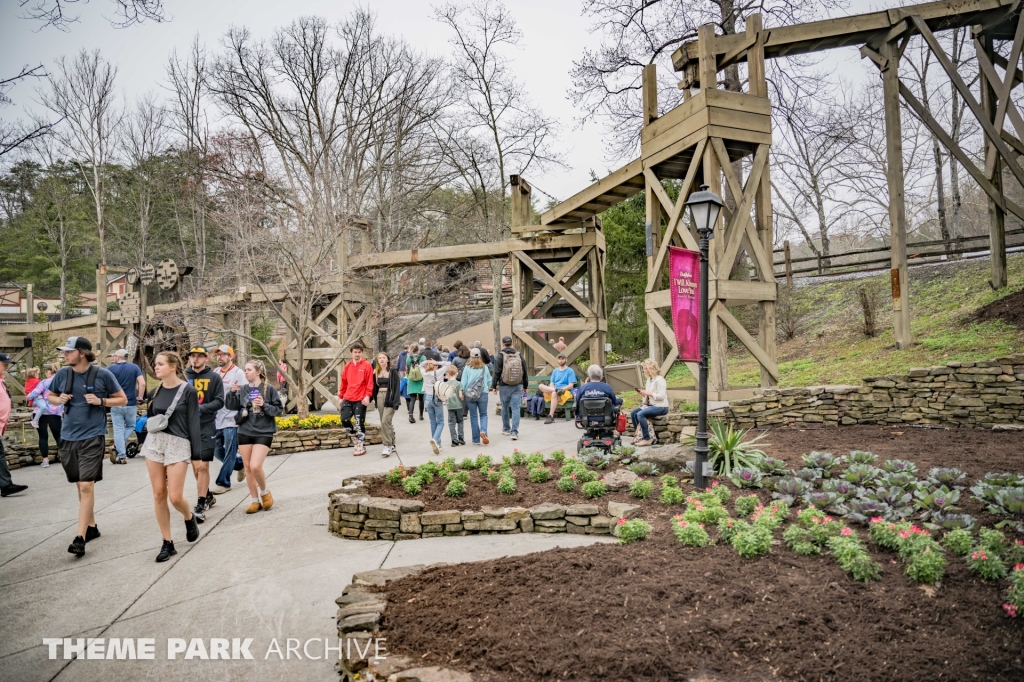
(368, 426, 1024, 682)
(974, 287, 1024, 329)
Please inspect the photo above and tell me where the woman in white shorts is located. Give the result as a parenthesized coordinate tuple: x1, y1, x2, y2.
(142, 351, 202, 562)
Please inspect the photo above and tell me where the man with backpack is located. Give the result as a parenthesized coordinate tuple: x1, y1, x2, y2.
(490, 336, 529, 440)
(48, 337, 128, 557)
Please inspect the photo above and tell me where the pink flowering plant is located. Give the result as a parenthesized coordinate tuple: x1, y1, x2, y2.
(681, 494, 727, 524)
(1002, 564, 1024, 617)
(672, 515, 711, 547)
(827, 532, 880, 582)
(614, 518, 651, 545)
(968, 548, 1008, 581)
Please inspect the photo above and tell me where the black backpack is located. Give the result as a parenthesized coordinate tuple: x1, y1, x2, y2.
(62, 364, 100, 415)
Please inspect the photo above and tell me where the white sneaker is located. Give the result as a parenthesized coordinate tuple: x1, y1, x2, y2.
(430, 439, 440, 455)
(381, 446, 391, 456)
(510, 433, 518, 440)
(41, 460, 50, 468)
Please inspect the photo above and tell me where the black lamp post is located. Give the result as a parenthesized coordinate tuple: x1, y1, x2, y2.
(685, 184, 724, 490)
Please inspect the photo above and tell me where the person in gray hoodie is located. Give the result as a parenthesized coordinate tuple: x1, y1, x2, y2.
(224, 359, 283, 514)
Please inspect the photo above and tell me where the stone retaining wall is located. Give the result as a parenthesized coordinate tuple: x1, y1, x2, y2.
(648, 353, 1024, 441)
(335, 564, 475, 681)
(327, 483, 639, 541)
(270, 426, 380, 455)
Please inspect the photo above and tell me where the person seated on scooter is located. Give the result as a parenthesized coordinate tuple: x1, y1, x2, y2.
(575, 364, 622, 418)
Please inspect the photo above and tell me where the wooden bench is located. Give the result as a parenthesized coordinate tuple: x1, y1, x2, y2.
(521, 374, 576, 421)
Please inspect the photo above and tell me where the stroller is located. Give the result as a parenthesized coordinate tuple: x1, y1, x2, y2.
(124, 414, 148, 459)
(574, 395, 624, 453)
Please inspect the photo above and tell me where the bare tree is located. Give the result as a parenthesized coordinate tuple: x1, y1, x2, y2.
(569, 0, 847, 159)
(116, 93, 168, 266)
(38, 49, 122, 263)
(435, 0, 560, 353)
(1, 66, 55, 158)
(18, 0, 167, 31)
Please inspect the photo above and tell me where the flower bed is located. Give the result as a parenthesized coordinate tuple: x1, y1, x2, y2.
(340, 426, 1024, 681)
(270, 425, 380, 455)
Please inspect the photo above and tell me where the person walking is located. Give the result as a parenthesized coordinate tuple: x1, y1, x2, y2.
(472, 341, 491, 366)
(539, 352, 576, 424)
(210, 345, 246, 495)
(461, 348, 491, 445)
(422, 341, 441, 362)
(0, 353, 29, 497)
(185, 346, 224, 522)
(422, 358, 448, 454)
(444, 364, 465, 447)
(141, 351, 202, 562)
(396, 344, 410, 377)
(631, 359, 670, 446)
(372, 351, 400, 457)
(339, 343, 374, 456)
(225, 360, 283, 514)
(23, 367, 40, 401)
(553, 336, 567, 353)
(47, 337, 128, 556)
(452, 344, 470, 380)
(106, 348, 147, 465)
(491, 336, 528, 441)
(27, 362, 63, 468)
(277, 361, 289, 404)
(405, 344, 426, 423)
(447, 341, 463, 363)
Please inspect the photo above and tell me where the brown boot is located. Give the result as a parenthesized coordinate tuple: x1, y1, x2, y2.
(260, 491, 274, 511)
(245, 500, 262, 514)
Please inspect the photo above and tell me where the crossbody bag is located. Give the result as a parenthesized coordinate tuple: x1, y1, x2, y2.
(146, 383, 187, 433)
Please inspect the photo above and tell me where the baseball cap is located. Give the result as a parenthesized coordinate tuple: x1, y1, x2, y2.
(214, 344, 235, 356)
(470, 348, 481, 358)
(57, 336, 92, 352)
(0, 352, 15, 365)
(501, 335, 513, 345)
(109, 349, 129, 358)
(557, 351, 567, 359)
(188, 345, 209, 356)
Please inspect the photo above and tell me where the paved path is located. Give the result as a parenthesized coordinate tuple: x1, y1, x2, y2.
(0, 410, 611, 682)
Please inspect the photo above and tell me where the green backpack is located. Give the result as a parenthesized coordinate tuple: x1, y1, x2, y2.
(407, 356, 423, 382)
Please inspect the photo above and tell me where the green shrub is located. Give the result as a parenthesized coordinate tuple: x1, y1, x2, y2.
(660, 486, 685, 505)
(577, 469, 600, 483)
(711, 481, 731, 504)
(905, 546, 945, 584)
(682, 494, 728, 524)
(511, 451, 528, 466)
(732, 525, 772, 558)
(979, 528, 1008, 556)
(550, 449, 566, 463)
(497, 477, 517, 495)
(614, 518, 652, 545)
(582, 480, 607, 498)
(942, 528, 973, 556)
(660, 474, 679, 489)
(452, 470, 470, 484)
(475, 454, 492, 470)
(528, 465, 552, 483)
(827, 533, 880, 582)
(751, 502, 788, 531)
(672, 516, 710, 546)
(459, 458, 476, 470)
(629, 479, 654, 499)
(556, 476, 576, 492)
(415, 468, 434, 485)
(445, 479, 467, 497)
(735, 495, 760, 518)
(402, 477, 422, 495)
(1006, 565, 1024, 615)
(783, 525, 821, 556)
(485, 468, 501, 483)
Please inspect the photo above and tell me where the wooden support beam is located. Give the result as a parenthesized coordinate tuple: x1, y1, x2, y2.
(510, 175, 533, 229)
(512, 250, 593, 318)
(645, 139, 706, 294)
(514, 247, 591, 320)
(703, 139, 729, 391)
(881, 38, 912, 349)
(714, 303, 780, 381)
(979, 30, 1008, 290)
(648, 307, 700, 382)
(642, 64, 658, 125)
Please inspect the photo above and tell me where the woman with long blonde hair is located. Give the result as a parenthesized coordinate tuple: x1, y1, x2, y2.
(142, 351, 202, 561)
(225, 359, 283, 513)
(372, 352, 401, 457)
(631, 359, 669, 447)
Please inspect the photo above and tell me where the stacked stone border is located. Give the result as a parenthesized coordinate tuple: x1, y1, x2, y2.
(328, 481, 640, 541)
(649, 353, 1024, 442)
(335, 564, 476, 681)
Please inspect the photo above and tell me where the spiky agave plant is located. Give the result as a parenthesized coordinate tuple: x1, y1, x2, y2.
(684, 419, 767, 477)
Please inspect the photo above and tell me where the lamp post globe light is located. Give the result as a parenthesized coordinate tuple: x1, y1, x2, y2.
(685, 184, 724, 489)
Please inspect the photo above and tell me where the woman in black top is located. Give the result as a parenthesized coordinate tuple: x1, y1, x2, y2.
(372, 352, 401, 458)
(142, 351, 202, 562)
(225, 359, 283, 514)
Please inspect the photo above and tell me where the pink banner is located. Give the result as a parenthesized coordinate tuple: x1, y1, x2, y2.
(669, 246, 700, 362)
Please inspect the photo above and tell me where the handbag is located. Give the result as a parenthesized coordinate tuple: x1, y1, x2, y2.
(463, 371, 485, 401)
(146, 383, 186, 433)
(235, 384, 264, 426)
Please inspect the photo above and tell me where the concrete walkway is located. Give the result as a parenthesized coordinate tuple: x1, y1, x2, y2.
(0, 409, 612, 682)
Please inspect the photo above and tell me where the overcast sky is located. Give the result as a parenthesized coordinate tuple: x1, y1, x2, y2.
(0, 0, 884, 201)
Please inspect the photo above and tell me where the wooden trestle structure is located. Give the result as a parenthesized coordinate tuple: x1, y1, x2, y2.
(4, 0, 1020, 406)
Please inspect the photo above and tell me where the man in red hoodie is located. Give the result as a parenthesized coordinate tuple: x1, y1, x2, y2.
(339, 343, 374, 456)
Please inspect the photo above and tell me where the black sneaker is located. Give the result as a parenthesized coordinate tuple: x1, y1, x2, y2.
(185, 514, 199, 542)
(68, 535, 86, 557)
(156, 540, 176, 562)
(206, 491, 216, 508)
(85, 525, 101, 542)
(544, 416, 555, 424)
(0, 483, 28, 497)
(194, 497, 207, 523)
(408, 416, 416, 424)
